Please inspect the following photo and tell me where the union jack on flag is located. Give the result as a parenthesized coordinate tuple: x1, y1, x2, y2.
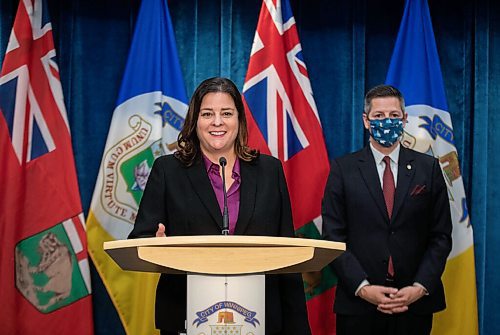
(0, 0, 68, 164)
(0, 0, 93, 333)
(243, 0, 329, 232)
(243, 1, 323, 164)
(244, 51, 312, 161)
(243, 0, 335, 333)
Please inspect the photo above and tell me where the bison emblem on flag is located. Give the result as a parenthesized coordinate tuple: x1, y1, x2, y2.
(14, 218, 91, 313)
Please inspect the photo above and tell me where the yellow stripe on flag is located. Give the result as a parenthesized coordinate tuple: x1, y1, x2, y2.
(87, 211, 159, 335)
(432, 245, 478, 335)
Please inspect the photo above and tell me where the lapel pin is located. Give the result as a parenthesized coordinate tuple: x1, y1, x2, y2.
(407, 164, 412, 170)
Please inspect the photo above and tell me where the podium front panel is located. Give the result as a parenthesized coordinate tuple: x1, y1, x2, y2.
(187, 274, 265, 335)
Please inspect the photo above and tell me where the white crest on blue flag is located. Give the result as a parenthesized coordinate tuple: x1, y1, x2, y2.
(386, 0, 473, 259)
(96, 92, 186, 239)
(88, 0, 188, 240)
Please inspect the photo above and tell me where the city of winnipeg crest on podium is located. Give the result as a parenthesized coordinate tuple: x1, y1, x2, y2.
(188, 275, 264, 335)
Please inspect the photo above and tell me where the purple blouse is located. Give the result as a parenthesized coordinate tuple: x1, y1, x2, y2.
(202, 155, 241, 234)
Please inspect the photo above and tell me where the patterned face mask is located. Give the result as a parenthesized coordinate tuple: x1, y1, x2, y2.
(368, 117, 404, 147)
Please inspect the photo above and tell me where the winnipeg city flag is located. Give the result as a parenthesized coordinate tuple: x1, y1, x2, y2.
(0, 0, 93, 333)
(243, 0, 333, 333)
(385, 0, 478, 334)
(85, 0, 188, 334)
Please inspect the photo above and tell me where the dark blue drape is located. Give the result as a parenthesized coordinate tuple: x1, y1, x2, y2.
(1, 0, 498, 334)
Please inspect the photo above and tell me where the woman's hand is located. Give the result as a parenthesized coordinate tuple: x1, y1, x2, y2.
(155, 223, 166, 237)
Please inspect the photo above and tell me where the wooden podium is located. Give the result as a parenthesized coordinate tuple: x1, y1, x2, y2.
(104, 235, 345, 334)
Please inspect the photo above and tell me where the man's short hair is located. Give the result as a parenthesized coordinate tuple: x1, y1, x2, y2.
(364, 84, 405, 114)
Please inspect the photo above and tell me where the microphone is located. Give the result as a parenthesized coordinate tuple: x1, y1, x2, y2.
(219, 157, 229, 236)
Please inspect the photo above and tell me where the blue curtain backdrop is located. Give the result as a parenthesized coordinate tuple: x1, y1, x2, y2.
(1, 0, 498, 334)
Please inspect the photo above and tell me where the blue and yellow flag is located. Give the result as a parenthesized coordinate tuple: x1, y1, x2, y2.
(386, 1, 478, 334)
(86, 0, 188, 333)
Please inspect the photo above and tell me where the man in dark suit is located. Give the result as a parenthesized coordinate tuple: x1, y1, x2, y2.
(322, 85, 452, 335)
(129, 77, 310, 335)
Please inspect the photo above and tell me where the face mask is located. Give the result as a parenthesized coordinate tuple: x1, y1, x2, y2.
(368, 117, 404, 147)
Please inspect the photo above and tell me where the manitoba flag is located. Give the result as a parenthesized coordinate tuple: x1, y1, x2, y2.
(0, 1, 93, 334)
(243, 0, 334, 333)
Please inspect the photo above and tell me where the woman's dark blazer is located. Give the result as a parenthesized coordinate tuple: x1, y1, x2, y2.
(129, 153, 311, 334)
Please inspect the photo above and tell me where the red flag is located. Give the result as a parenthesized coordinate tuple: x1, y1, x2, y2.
(0, 1, 93, 334)
(242, 0, 335, 333)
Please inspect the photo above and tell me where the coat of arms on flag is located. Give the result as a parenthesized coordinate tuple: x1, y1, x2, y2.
(15, 216, 91, 313)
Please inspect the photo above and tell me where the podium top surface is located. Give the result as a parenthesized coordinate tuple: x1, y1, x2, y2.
(104, 235, 345, 275)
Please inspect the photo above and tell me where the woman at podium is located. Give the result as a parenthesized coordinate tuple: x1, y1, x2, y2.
(129, 77, 311, 335)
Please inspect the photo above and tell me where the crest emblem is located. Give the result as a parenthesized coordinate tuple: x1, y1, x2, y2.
(193, 301, 260, 335)
(15, 222, 90, 312)
(98, 93, 187, 227)
(120, 139, 163, 206)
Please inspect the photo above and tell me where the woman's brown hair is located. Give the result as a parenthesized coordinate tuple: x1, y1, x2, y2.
(174, 77, 259, 166)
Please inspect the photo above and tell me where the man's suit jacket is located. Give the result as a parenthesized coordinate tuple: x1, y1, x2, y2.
(129, 153, 310, 334)
(322, 145, 452, 315)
